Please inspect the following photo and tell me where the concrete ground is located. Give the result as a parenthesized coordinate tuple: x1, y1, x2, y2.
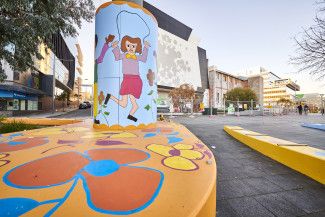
(174, 115, 325, 217)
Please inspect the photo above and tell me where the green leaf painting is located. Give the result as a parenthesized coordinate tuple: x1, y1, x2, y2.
(148, 90, 154, 95)
(104, 112, 110, 116)
(145, 105, 151, 111)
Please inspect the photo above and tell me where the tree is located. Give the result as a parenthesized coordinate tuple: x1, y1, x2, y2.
(225, 87, 257, 102)
(0, 0, 95, 82)
(277, 98, 293, 105)
(169, 84, 195, 108)
(56, 91, 69, 111)
(291, 0, 325, 80)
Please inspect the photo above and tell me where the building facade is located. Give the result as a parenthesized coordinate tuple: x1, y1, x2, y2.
(239, 67, 300, 107)
(143, 2, 209, 108)
(208, 66, 248, 109)
(0, 33, 76, 116)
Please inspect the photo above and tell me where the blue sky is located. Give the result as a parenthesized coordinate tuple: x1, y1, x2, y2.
(79, 0, 325, 93)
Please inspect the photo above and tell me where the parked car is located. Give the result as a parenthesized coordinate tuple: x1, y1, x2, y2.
(79, 103, 88, 109)
(157, 100, 170, 113)
(83, 101, 92, 108)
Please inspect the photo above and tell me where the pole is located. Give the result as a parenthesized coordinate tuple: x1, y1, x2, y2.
(237, 99, 240, 117)
(52, 55, 56, 114)
(250, 99, 253, 116)
(321, 94, 324, 115)
(223, 97, 226, 116)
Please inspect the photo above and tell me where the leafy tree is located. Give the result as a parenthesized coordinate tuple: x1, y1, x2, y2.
(225, 87, 257, 102)
(169, 84, 195, 108)
(291, 1, 325, 79)
(0, 0, 95, 82)
(277, 98, 293, 106)
(56, 90, 69, 111)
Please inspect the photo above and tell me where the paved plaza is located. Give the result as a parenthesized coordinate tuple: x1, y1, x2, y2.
(175, 114, 325, 217)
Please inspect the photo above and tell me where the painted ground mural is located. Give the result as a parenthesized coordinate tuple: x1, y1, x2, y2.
(0, 120, 216, 216)
(94, 2, 158, 129)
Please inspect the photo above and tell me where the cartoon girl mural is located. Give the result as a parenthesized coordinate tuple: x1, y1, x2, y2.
(102, 36, 150, 122)
(94, 2, 158, 128)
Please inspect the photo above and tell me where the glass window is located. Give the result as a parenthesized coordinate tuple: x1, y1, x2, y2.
(13, 99, 19, 111)
(20, 100, 26, 111)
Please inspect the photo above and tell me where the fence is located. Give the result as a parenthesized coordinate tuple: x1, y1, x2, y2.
(157, 97, 204, 117)
(157, 98, 298, 117)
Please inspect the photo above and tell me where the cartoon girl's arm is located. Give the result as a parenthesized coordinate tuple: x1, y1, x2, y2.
(96, 35, 115, 64)
(112, 46, 123, 61)
(97, 43, 109, 64)
(137, 46, 149, 63)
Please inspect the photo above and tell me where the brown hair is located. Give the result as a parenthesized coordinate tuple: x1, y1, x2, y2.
(121, 36, 142, 54)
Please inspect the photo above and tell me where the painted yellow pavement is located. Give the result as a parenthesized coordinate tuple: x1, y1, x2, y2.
(224, 125, 325, 185)
(0, 120, 216, 217)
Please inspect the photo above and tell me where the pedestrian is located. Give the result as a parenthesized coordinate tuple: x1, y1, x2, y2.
(304, 104, 309, 115)
(297, 104, 303, 115)
(321, 108, 324, 116)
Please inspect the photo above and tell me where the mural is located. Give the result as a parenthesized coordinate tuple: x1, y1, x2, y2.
(94, 2, 158, 129)
(2, 149, 163, 216)
(146, 144, 204, 171)
(0, 120, 216, 216)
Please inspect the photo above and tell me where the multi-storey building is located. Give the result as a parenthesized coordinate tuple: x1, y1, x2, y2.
(0, 33, 76, 116)
(72, 43, 84, 105)
(208, 66, 249, 109)
(264, 79, 300, 106)
(239, 67, 300, 107)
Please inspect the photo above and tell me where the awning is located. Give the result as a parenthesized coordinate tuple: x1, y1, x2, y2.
(0, 81, 47, 96)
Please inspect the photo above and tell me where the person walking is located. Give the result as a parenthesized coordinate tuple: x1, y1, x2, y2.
(297, 104, 303, 115)
(304, 104, 309, 115)
(321, 108, 324, 116)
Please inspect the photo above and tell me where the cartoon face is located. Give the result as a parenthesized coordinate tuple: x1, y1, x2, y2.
(126, 40, 137, 54)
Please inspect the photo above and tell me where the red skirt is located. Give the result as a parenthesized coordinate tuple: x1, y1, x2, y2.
(120, 75, 143, 99)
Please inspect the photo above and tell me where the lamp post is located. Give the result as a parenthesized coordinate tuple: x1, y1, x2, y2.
(321, 94, 324, 114)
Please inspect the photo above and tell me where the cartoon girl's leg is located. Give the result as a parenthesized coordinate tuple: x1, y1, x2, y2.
(127, 95, 138, 122)
(105, 94, 128, 108)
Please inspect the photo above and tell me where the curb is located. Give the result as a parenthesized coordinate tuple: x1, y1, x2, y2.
(224, 126, 325, 185)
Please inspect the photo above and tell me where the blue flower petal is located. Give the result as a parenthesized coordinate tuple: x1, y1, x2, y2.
(144, 133, 157, 138)
(0, 198, 40, 216)
(167, 137, 183, 144)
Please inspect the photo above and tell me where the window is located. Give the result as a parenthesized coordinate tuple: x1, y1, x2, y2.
(13, 71, 20, 81)
(224, 76, 227, 82)
(217, 93, 220, 103)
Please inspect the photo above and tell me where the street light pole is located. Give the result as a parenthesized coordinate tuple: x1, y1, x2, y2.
(52, 55, 56, 114)
(321, 94, 324, 115)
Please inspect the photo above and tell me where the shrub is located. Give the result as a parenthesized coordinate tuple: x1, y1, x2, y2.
(0, 121, 45, 134)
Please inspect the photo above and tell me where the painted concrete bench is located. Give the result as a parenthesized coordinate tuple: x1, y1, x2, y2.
(0, 120, 216, 217)
(224, 126, 325, 184)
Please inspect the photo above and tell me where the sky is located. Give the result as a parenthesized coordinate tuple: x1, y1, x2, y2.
(78, 0, 325, 94)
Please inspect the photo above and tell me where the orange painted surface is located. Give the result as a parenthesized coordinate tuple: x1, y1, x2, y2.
(0, 120, 216, 217)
